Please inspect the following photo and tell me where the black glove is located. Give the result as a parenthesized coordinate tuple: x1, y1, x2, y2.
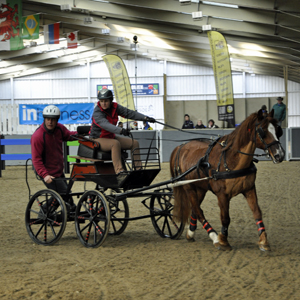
(145, 117, 156, 123)
(120, 128, 131, 136)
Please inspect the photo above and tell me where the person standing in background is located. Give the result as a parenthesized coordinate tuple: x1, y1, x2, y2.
(272, 97, 286, 126)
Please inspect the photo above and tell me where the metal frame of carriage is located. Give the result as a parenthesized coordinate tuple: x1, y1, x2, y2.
(25, 128, 191, 248)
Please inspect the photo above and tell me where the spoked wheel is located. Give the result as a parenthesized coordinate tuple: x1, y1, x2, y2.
(105, 189, 129, 235)
(25, 189, 67, 246)
(150, 188, 185, 239)
(75, 190, 110, 248)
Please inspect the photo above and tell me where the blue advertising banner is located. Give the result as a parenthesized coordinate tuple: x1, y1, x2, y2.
(97, 83, 159, 96)
(19, 103, 94, 125)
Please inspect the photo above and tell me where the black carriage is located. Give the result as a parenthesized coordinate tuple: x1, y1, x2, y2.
(25, 128, 185, 248)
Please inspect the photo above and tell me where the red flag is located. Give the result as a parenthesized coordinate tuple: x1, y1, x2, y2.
(67, 31, 77, 49)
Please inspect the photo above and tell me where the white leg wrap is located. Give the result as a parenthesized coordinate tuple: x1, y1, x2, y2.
(187, 229, 195, 239)
(209, 231, 219, 244)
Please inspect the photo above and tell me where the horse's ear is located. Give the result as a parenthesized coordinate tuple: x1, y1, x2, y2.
(257, 109, 264, 121)
(269, 109, 274, 118)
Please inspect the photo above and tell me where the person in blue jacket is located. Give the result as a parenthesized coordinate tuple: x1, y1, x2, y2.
(272, 97, 286, 126)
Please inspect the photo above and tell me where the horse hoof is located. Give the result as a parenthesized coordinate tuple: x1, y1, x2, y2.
(258, 232, 271, 251)
(186, 235, 195, 242)
(217, 233, 232, 251)
(258, 243, 271, 251)
(215, 242, 232, 251)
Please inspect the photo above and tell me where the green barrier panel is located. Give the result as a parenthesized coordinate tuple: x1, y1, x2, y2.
(67, 141, 79, 146)
(67, 155, 89, 163)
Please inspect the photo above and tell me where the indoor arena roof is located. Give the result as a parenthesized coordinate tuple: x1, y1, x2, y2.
(1, 0, 300, 83)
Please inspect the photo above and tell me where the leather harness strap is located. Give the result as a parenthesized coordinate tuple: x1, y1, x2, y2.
(211, 162, 257, 180)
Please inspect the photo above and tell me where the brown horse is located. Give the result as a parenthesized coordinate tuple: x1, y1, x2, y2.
(170, 109, 285, 251)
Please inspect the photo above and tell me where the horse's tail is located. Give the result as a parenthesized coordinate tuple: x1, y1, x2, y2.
(170, 146, 191, 224)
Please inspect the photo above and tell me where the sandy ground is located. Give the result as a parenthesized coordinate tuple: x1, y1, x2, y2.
(0, 161, 300, 300)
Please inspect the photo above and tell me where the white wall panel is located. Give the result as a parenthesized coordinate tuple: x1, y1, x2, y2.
(90, 61, 110, 78)
(52, 79, 87, 98)
(0, 80, 11, 100)
(14, 79, 52, 99)
(1, 59, 300, 130)
(167, 62, 213, 76)
(245, 74, 285, 97)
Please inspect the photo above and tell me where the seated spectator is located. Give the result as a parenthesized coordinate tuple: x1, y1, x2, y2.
(117, 121, 123, 128)
(182, 114, 194, 129)
(208, 119, 219, 129)
(195, 119, 206, 129)
(143, 121, 153, 130)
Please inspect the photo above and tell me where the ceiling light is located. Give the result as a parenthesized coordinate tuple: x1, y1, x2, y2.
(117, 37, 124, 43)
(84, 17, 93, 24)
(202, 24, 212, 31)
(102, 29, 110, 35)
(151, 57, 157, 60)
(60, 4, 72, 11)
(179, 0, 191, 4)
(192, 11, 203, 20)
(30, 41, 37, 47)
(142, 52, 148, 56)
(202, 1, 238, 8)
(130, 43, 138, 50)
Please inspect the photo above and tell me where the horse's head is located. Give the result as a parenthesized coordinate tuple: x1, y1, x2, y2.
(255, 109, 285, 163)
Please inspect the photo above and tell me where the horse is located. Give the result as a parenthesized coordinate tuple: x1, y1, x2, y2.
(170, 109, 285, 251)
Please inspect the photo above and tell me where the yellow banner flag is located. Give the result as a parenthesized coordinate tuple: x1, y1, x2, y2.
(207, 31, 235, 126)
(102, 54, 135, 122)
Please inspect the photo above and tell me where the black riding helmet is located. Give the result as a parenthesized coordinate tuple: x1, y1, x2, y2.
(97, 89, 114, 101)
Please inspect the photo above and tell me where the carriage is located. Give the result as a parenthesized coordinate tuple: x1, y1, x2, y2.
(25, 126, 186, 248)
(25, 109, 285, 250)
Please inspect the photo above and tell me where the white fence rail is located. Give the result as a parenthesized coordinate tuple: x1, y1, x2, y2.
(0, 104, 89, 135)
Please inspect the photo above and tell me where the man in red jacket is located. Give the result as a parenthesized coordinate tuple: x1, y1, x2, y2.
(31, 105, 77, 210)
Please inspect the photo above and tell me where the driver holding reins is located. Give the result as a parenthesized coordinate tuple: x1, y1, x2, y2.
(90, 89, 155, 174)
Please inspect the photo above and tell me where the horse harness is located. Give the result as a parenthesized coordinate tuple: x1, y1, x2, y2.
(173, 121, 283, 186)
(173, 138, 257, 188)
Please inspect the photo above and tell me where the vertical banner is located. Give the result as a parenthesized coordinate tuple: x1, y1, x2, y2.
(207, 31, 235, 127)
(102, 54, 135, 122)
(0, 0, 24, 51)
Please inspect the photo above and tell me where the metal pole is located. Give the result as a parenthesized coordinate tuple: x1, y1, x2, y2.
(135, 50, 137, 108)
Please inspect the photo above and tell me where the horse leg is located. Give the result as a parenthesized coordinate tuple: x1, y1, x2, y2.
(185, 188, 206, 242)
(216, 195, 232, 251)
(185, 189, 219, 247)
(243, 188, 270, 251)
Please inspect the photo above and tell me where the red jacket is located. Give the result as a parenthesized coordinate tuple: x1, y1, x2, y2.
(92, 102, 119, 139)
(31, 123, 77, 178)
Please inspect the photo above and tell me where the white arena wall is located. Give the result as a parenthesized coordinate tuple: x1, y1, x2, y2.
(0, 58, 300, 135)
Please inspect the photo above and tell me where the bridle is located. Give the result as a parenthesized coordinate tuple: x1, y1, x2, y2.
(255, 123, 281, 154)
(238, 122, 281, 157)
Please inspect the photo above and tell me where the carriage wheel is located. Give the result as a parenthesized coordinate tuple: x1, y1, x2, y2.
(25, 189, 67, 246)
(105, 191, 129, 236)
(75, 190, 110, 248)
(150, 188, 185, 239)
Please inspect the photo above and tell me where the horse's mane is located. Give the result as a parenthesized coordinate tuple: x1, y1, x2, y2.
(223, 112, 258, 151)
(223, 110, 278, 152)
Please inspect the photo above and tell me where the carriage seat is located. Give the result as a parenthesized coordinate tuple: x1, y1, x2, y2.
(76, 126, 128, 161)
